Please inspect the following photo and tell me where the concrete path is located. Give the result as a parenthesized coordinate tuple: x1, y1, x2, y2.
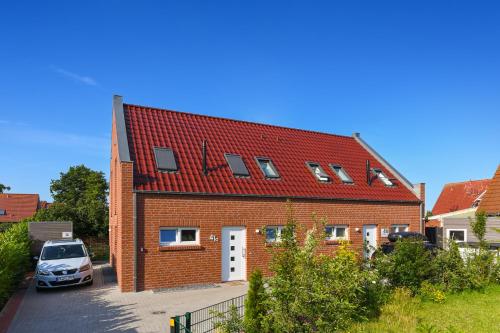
(7, 263, 247, 333)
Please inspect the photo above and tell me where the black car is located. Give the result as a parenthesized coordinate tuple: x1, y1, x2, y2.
(379, 231, 438, 255)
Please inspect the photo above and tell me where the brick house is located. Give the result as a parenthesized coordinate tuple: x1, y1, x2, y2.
(109, 95, 424, 292)
(0, 193, 47, 224)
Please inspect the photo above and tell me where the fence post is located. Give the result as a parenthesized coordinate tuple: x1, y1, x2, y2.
(185, 312, 191, 330)
(170, 316, 179, 333)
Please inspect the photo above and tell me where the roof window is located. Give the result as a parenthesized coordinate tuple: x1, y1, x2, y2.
(153, 147, 178, 172)
(330, 164, 353, 183)
(224, 154, 250, 177)
(306, 162, 330, 182)
(372, 168, 393, 186)
(256, 157, 279, 178)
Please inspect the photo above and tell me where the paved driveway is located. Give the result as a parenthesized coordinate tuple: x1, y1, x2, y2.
(7, 263, 247, 333)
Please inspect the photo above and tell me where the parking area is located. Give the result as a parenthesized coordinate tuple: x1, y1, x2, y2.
(7, 263, 248, 333)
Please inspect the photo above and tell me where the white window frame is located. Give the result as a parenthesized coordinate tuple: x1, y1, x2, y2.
(447, 229, 467, 243)
(373, 168, 394, 186)
(306, 162, 330, 182)
(255, 157, 280, 179)
(390, 224, 409, 233)
(265, 226, 284, 243)
(329, 164, 354, 184)
(325, 225, 349, 241)
(159, 227, 200, 246)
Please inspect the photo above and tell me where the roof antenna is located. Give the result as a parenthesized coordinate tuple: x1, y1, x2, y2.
(366, 160, 371, 186)
(202, 140, 208, 176)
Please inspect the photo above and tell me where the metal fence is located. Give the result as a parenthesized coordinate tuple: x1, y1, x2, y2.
(170, 294, 246, 333)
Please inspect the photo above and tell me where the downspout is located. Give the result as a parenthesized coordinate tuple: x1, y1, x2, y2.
(133, 192, 137, 292)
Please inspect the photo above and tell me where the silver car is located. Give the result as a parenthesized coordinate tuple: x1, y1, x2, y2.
(34, 239, 93, 291)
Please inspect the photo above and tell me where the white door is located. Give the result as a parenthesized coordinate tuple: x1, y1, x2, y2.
(363, 225, 377, 259)
(221, 227, 246, 281)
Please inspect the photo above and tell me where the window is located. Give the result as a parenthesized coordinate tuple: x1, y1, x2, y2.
(330, 164, 353, 183)
(306, 162, 330, 182)
(256, 157, 279, 178)
(224, 153, 250, 177)
(325, 225, 349, 240)
(0, 209, 5, 215)
(153, 147, 178, 172)
(390, 224, 409, 233)
(266, 226, 283, 243)
(159, 228, 199, 246)
(372, 168, 393, 186)
(447, 229, 466, 243)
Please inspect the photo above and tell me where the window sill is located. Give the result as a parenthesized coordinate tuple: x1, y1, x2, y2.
(158, 245, 204, 252)
(324, 240, 351, 246)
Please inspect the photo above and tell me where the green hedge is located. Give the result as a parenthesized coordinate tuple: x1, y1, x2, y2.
(0, 222, 31, 309)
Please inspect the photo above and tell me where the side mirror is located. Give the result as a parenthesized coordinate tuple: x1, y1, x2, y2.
(33, 256, 39, 261)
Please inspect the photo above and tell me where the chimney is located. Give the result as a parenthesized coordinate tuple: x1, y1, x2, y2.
(202, 140, 207, 176)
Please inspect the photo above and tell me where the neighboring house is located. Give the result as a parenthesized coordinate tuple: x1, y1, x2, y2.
(427, 179, 490, 228)
(109, 95, 425, 292)
(428, 166, 500, 247)
(0, 193, 47, 223)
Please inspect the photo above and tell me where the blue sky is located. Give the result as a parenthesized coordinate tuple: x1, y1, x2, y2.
(0, 1, 499, 209)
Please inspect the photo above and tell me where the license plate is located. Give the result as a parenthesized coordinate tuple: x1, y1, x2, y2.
(57, 276, 73, 282)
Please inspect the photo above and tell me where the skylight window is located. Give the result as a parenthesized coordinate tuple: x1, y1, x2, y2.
(224, 154, 250, 177)
(330, 164, 353, 183)
(256, 157, 279, 178)
(372, 168, 393, 186)
(153, 147, 178, 172)
(306, 162, 330, 182)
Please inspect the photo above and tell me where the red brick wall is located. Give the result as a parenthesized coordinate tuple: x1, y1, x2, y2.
(109, 115, 135, 292)
(133, 194, 420, 291)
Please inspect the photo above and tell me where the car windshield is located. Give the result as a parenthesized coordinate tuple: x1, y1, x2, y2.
(41, 244, 86, 260)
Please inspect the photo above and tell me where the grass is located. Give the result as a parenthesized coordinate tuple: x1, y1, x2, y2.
(347, 284, 500, 333)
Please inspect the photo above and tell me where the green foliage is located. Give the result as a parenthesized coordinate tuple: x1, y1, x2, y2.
(213, 305, 244, 333)
(432, 240, 472, 292)
(465, 248, 496, 288)
(31, 165, 109, 237)
(419, 281, 445, 303)
(244, 269, 268, 333)
(0, 183, 10, 193)
(0, 222, 31, 309)
(263, 209, 387, 333)
(469, 211, 488, 249)
(375, 239, 436, 294)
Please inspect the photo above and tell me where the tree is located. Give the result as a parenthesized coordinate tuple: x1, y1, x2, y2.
(470, 210, 488, 249)
(244, 269, 268, 333)
(0, 183, 10, 193)
(31, 165, 108, 237)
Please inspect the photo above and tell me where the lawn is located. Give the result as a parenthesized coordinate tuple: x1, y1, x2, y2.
(347, 284, 500, 333)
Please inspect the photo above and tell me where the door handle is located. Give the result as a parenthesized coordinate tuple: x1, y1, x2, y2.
(242, 248, 246, 258)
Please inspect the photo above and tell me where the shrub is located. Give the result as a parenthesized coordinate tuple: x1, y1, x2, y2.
(432, 240, 472, 292)
(213, 305, 244, 333)
(244, 269, 268, 333)
(263, 211, 387, 333)
(375, 238, 436, 294)
(419, 281, 446, 303)
(0, 222, 31, 309)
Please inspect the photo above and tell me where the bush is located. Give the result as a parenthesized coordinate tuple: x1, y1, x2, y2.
(375, 238, 436, 294)
(432, 240, 472, 292)
(244, 269, 268, 333)
(419, 281, 446, 303)
(263, 212, 388, 333)
(213, 305, 244, 333)
(0, 222, 31, 309)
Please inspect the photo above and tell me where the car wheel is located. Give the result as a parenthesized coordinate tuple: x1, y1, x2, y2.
(35, 287, 41, 292)
(87, 279, 93, 286)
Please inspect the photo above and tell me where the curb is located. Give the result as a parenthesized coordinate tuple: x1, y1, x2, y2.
(0, 273, 33, 333)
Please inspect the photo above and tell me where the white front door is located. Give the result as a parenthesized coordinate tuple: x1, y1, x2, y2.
(363, 225, 377, 259)
(221, 227, 246, 281)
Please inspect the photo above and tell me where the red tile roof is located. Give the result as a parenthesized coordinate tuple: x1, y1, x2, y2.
(478, 165, 500, 215)
(123, 104, 419, 202)
(0, 194, 40, 223)
(432, 179, 490, 215)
